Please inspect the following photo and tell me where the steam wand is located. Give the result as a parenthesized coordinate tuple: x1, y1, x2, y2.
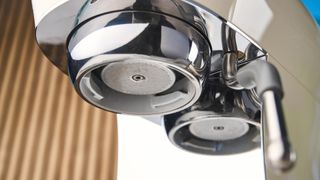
(236, 60, 296, 172)
(223, 53, 296, 172)
(221, 23, 295, 172)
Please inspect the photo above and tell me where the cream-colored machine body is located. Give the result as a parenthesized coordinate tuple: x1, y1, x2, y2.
(31, 0, 320, 179)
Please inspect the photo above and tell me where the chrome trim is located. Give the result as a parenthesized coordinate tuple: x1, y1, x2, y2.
(262, 91, 296, 172)
(67, 11, 210, 69)
(164, 109, 260, 155)
(164, 82, 262, 155)
(34, 0, 267, 74)
(72, 54, 205, 115)
(222, 52, 243, 90)
(67, 10, 211, 115)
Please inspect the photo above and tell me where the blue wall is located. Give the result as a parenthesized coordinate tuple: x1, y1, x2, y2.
(301, 0, 320, 27)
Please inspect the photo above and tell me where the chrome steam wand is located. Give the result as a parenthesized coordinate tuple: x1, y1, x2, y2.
(221, 24, 296, 172)
(237, 61, 296, 172)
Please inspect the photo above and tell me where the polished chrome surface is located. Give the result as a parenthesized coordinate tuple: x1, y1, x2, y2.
(34, 0, 267, 74)
(32, 0, 276, 176)
(248, 89, 262, 108)
(263, 91, 296, 172)
(67, 11, 210, 67)
(236, 60, 296, 172)
(67, 10, 211, 115)
(221, 23, 238, 53)
(221, 24, 246, 90)
(164, 82, 261, 155)
(35, 0, 210, 73)
(76, 55, 204, 115)
(222, 52, 243, 90)
(75, 0, 208, 34)
(31, 0, 296, 176)
(221, 36, 296, 171)
(164, 110, 260, 155)
(197, 1, 320, 179)
(31, 0, 320, 179)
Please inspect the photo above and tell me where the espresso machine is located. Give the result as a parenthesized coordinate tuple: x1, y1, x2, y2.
(31, 0, 320, 179)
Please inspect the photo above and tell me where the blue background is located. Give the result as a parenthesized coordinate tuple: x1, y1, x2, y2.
(301, 0, 320, 27)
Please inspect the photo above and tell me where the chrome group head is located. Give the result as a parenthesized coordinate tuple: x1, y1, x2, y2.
(34, 0, 295, 172)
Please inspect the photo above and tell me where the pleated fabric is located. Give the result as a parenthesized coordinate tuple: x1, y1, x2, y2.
(0, 0, 118, 180)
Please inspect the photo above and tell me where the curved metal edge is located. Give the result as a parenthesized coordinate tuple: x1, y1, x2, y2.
(72, 54, 204, 116)
(34, 0, 268, 74)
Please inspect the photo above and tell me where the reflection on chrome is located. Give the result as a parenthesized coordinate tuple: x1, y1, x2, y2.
(70, 23, 150, 60)
(32, 0, 296, 176)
